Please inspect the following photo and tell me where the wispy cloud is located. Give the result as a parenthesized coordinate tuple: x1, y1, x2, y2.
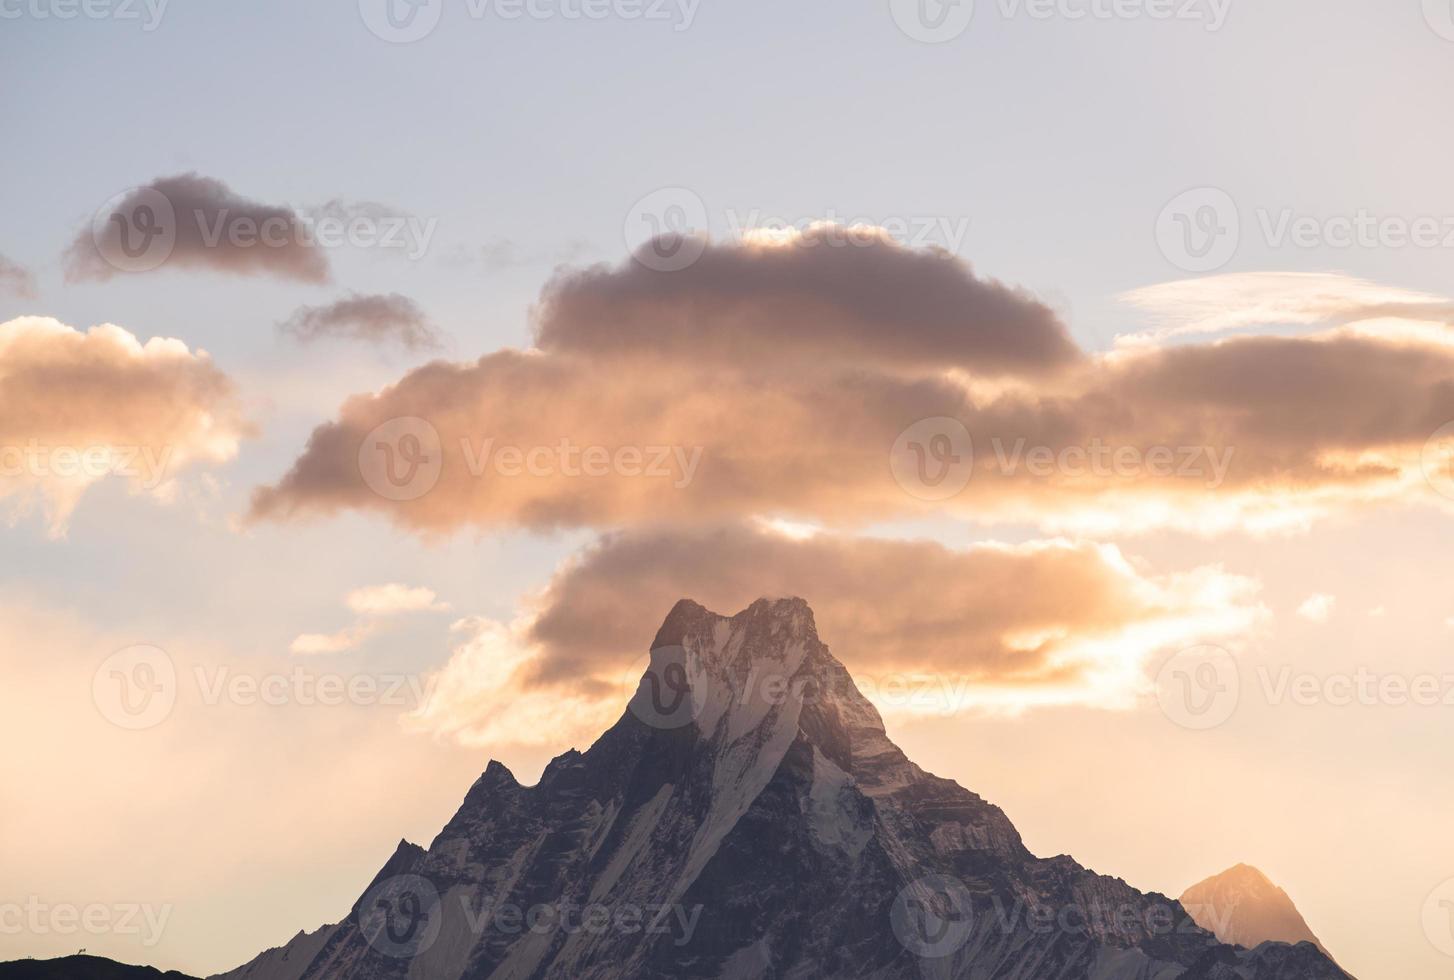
(346, 583, 450, 616)
(279, 293, 442, 351)
(0, 254, 36, 299)
(290, 582, 451, 655)
(1116, 272, 1451, 346)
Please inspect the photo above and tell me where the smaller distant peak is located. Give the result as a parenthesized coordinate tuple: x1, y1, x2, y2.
(1221, 863, 1274, 884)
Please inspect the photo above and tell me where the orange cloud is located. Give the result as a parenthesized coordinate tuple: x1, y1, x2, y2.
(0, 316, 251, 535)
(250, 237, 1454, 537)
(404, 524, 1264, 746)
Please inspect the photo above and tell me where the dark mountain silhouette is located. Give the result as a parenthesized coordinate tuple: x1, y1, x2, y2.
(0, 954, 198, 980)
(2, 599, 1353, 980)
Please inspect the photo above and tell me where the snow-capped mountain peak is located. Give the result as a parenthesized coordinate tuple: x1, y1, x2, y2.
(214, 598, 1351, 980)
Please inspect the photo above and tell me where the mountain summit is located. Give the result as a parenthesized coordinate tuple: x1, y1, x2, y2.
(215, 597, 1350, 980)
(1179, 864, 1331, 959)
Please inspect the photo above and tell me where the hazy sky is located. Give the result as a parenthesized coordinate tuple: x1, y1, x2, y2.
(3, 2, 1454, 978)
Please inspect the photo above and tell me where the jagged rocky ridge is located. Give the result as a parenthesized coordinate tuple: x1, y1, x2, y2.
(216, 597, 1351, 980)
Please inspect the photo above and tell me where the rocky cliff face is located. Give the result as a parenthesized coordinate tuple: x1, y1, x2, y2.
(215, 598, 1351, 980)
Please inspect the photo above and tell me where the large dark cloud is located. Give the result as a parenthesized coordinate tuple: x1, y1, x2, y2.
(279, 293, 441, 350)
(534, 227, 1081, 375)
(65, 173, 330, 283)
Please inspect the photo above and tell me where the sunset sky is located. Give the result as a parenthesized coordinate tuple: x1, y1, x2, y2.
(3, 2, 1454, 978)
